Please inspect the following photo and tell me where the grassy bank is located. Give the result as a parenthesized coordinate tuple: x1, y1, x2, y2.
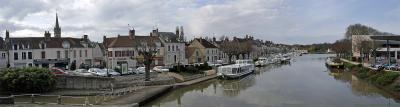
(343, 61, 400, 94)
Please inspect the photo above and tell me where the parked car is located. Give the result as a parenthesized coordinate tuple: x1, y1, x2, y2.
(70, 69, 97, 76)
(50, 67, 67, 75)
(88, 68, 108, 77)
(128, 68, 135, 74)
(102, 69, 121, 76)
(153, 66, 169, 73)
(207, 62, 222, 67)
(136, 67, 154, 74)
(384, 64, 397, 71)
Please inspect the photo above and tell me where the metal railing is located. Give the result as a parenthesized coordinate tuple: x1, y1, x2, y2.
(9, 81, 146, 105)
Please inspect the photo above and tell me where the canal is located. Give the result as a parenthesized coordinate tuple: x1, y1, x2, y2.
(143, 54, 400, 107)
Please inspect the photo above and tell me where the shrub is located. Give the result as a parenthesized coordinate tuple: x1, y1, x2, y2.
(0, 67, 56, 93)
(344, 62, 355, 69)
(374, 72, 400, 86)
(357, 68, 369, 79)
(393, 84, 400, 92)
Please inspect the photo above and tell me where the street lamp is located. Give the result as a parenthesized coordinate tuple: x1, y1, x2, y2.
(105, 48, 109, 77)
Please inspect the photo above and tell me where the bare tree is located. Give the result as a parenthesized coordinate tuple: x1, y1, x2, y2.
(133, 37, 160, 81)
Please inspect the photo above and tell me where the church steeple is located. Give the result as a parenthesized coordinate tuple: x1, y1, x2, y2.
(54, 12, 61, 38)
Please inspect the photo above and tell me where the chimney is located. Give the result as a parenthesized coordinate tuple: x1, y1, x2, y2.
(129, 28, 135, 39)
(83, 35, 88, 42)
(5, 30, 10, 43)
(5, 30, 9, 39)
(213, 37, 216, 42)
(103, 35, 107, 47)
(44, 31, 51, 41)
(151, 28, 158, 36)
(176, 26, 179, 37)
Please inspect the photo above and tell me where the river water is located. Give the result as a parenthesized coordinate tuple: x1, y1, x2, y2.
(143, 54, 400, 107)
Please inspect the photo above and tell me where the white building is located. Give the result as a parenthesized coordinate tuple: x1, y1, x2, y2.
(158, 26, 187, 67)
(0, 37, 7, 69)
(3, 13, 101, 69)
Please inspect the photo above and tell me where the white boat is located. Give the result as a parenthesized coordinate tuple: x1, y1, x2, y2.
(217, 60, 255, 79)
(325, 57, 343, 69)
(255, 57, 269, 67)
(281, 54, 291, 63)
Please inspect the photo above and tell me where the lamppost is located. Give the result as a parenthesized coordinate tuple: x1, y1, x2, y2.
(105, 48, 109, 77)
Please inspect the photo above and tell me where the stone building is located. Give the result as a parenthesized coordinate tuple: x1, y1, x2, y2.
(186, 38, 218, 64)
(103, 28, 164, 72)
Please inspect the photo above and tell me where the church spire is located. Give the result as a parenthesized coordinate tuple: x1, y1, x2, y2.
(54, 12, 61, 38)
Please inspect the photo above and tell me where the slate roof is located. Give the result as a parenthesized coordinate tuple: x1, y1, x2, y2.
(193, 38, 217, 48)
(158, 32, 181, 43)
(7, 37, 93, 49)
(104, 35, 163, 48)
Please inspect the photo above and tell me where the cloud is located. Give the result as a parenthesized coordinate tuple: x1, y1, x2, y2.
(0, 0, 400, 44)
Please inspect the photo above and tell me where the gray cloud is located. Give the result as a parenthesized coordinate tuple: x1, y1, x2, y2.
(0, 0, 399, 44)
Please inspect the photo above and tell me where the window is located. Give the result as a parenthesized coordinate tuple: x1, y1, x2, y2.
(22, 52, 26, 60)
(28, 52, 32, 59)
(79, 50, 82, 57)
(41, 51, 45, 59)
(176, 46, 179, 51)
(13, 44, 17, 50)
(108, 51, 113, 57)
(168, 46, 170, 51)
(25, 44, 29, 49)
(65, 50, 69, 58)
(122, 51, 126, 57)
(1, 53, 5, 59)
(115, 51, 121, 57)
(172, 45, 175, 51)
(57, 51, 61, 58)
(73, 50, 76, 58)
(14, 52, 18, 60)
(174, 55, 177, 63)
(85, 50, 88, 57)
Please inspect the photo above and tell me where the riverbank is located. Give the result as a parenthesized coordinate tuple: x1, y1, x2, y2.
(340, 59, 400, 99)
(102, 74, 217, 106)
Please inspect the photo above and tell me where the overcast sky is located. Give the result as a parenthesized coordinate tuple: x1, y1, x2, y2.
(0, 0, 400, 44)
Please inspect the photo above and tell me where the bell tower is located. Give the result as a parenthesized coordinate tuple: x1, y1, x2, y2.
(54, 13, 61, 38)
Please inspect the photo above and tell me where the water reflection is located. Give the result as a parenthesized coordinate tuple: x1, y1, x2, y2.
(145, 54, 400, 107)
(328, 70, 400, 102)
(219, 75, 256, 97)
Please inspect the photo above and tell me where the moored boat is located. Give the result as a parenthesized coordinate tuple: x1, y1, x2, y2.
(325, 57, 344, 69)
(255, 57, 269, 67)
(218, 60, 255, 79)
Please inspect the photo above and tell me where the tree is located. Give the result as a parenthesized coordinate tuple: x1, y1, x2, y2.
(345, 23, 394, 40)
(133, 37, 160, 81)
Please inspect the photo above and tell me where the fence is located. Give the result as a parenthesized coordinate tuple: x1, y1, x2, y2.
(8, 81, 147, 105)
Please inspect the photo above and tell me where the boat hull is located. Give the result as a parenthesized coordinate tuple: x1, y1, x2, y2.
(218, 70, 254, 79)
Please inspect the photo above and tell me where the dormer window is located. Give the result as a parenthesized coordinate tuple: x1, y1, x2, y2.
(62, 41, 70, 49)
(40, 42, 46, 49)
(25, 44, 29, 49)
(13, 44, 18, 50)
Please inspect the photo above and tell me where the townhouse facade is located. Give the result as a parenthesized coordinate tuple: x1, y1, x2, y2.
(103, 29, 165, 71)
(186, 38, 219, 64)
(2, 13, 103, 69)
(158, 26, 187, 67)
